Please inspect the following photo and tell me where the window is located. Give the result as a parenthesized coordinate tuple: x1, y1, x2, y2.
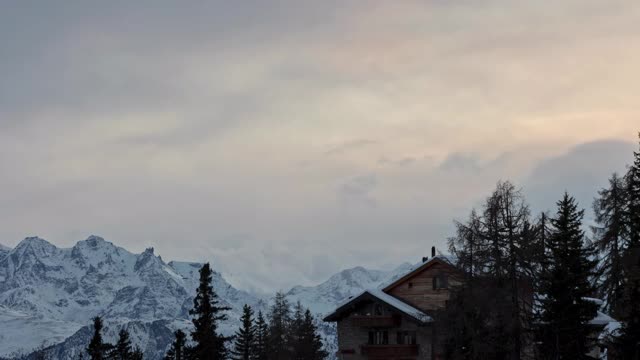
(408, 282, 413, 289)
(374, 304, 384, 316)
(368, 331, 389, 345)
(433, 274, 449, 290)
(397, 331, 417, 345)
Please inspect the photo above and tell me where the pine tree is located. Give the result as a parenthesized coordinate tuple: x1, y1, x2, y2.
(88, 317, 111, 360)
(253, 311, 269, 360)
(268, 292, 291, 360)
(189, 263, 232, 360)
(592, 173, 628, 317)
(108, 329, 133, 360)
(539, 193, 598, 359)
(231, 305, 256, 360)
(165, 330, 188, 360)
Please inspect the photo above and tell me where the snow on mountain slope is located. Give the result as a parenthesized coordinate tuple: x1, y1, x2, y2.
(0, 236, 264, 359)
(285, 262, 415, 315)
(0, 244, 10, 262)
(0, 236, 417, 359)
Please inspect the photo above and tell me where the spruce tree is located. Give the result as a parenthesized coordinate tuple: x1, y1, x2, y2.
(292, 309, 326, 360)
(189, 263, 232, 360)
(253, 311, 269, 360)
(268, 292, 291, 360)
(131, 348, 144, 360)
(627, 132, 640, 248)
(592, 173, 628, 317)
(109, 329, 133, 360)
(539, 193, 598, 359)
(88, 317, 111, 360)
(164, 330, 188, 360)
(617, 134, 640, 359)
(231, 305, 256, 360)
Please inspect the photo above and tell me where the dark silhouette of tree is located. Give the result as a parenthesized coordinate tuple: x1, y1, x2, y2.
(448, 181, 538, 359)
(164, 330, 188, 360)
(538, 193, 598, 359)
(108, 329, 133, 360)
(189, 263, 232, 360)
(253, 311, 269, 360)
(616, 133, 640, 359)
(592, 173, 628, 318)
(88, 317, 112, 360)
(292, 309, 326, 360)
(231, 305, 256, 360)
(267, 292, 291, 360)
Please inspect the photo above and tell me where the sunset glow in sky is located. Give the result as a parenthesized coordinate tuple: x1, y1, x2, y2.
(1, 1, 639, 291)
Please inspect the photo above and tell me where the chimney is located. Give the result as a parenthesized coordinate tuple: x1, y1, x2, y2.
(431, 246, 436, 257)
(422, 256, 428, 263)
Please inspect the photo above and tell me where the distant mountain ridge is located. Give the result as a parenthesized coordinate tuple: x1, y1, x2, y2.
(0, 236, 416, 360)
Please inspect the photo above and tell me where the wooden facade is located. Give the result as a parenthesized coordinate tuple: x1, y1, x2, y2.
(325, 256, 459, 360)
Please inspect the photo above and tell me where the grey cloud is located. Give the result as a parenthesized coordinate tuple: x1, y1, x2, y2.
(524, 140, 635, 214)
(338, 174, 378, 208)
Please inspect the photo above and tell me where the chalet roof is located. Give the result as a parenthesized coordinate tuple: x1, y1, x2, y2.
(381, 255, 458, 292)
(323, 288, 432, 324)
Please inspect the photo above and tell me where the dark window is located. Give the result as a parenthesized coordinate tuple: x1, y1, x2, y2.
(374, 304, 384, 316)
(433, 274, 449, 290)
(408, 282, 413, 289)
(368, 331, 389, 345)
(397, 331, 417, 345)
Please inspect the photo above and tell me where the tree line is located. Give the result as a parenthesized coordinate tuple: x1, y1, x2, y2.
(85, 263, 327, 360)
(441, 133, 640, 359)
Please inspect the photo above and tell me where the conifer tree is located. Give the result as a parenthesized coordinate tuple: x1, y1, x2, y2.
(130, 348, 144, 360)
(253, 311, 269, 360)
(267, 292, 291, 360)
(164, 330, 188, 360)
(88, 317, 111, 360)
(189, 263, 232, 360)
(592, 173, 628, 317)
(231, 305, 256, 360)
(617, 133, 640, 359)
(627, 132, 640, 248)
(109, 329, 133, 360)
(539, 193, 598, 359)
(295, 309, 326, 360)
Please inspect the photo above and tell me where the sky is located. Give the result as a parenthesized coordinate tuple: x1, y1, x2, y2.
(1, 0, 639, 293)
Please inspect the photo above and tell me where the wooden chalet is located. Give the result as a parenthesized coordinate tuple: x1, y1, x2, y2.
(324, 247, 461, 360)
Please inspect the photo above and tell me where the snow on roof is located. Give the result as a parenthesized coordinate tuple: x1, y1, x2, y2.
(324, 288, 432, 323)
(380, 255, 457, 291)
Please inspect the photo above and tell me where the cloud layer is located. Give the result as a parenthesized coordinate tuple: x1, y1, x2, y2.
(1, 1, 639, 291)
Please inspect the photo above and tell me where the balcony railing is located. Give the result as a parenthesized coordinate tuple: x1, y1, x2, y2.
(361, 344, 419, 358)
(351, 315, 401, 327)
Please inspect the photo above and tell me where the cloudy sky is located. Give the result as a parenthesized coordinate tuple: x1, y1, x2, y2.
(1, 1, 639, 292)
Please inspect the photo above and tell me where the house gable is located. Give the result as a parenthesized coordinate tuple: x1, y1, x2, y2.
(383, 256, 462, 313)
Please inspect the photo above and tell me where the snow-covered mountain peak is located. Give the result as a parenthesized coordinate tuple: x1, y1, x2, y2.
(12, 236, 58, 257)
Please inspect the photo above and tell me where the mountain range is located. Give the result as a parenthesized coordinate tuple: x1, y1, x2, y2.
(0, 236, 415, 359)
